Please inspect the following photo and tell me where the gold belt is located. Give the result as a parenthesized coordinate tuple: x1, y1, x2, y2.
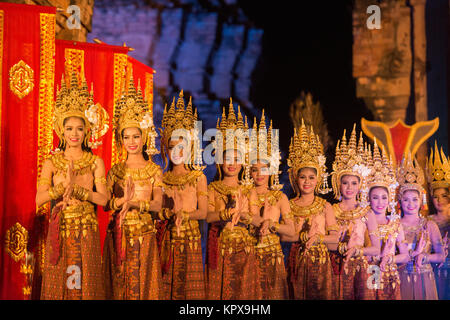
(122, 210, 156, 240)
(255, 233, 284, 265)
(300, 242, 329, 265)
(169, 219, 201, 241)
(60, 202, 98, 238)
(219, 226, 254, 255)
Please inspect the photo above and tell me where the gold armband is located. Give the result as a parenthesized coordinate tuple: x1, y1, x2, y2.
(269, 221, 280, 234)
(197, 191, 208, 198)
(326, 224, 339, 233)
(38, 177, 52, 187)
(73, 184, 90, 201)
(48, 183, 64, 200)
(249, 200, 260, 207)
(283, 211, 294, 221)
(94, 176, 107, 186)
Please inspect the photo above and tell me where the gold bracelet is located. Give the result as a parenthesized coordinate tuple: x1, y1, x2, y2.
(73, 184, 89, 201)
(48, 183, 64, 200)
(269, 221, 280, 233)
(139, 201, 145, 213)
(240, 214, 253, 225)
(112, 198, 121, 211)
(326, 224, 339, 233)
(219, 209, 231, 221)
(300, 231, 309, 243)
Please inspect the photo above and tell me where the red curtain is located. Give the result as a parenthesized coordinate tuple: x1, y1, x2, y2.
(0, 3, 55, 300)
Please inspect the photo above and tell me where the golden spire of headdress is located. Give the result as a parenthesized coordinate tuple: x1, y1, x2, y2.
(113, 75, 158, 156)
(397, 152, 426, 201)
(161, 90, 201, 169)
(361, 138, 399, 213)
(288, 118, 330, 195)
(331, 124, 369, 200)
(54, 70, 109, 150)
(426, 141, 450, 193)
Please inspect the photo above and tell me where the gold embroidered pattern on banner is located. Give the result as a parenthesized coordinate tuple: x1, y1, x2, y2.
(64, 48, 84, 85)
(5, 222, 28, 262)
(9, 60, 34, 99)
(112, 53, 129, 166)
(37, 13, 56, 279)
(145, 72, 153, 111)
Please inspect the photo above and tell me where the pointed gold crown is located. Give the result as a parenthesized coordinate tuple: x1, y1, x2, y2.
(331, 124, 370, 200)
(54, 71, 109, 149)
(161, 90, 202, 169)
(361, 138, 399, 212)
(248, 110, 282, 190)
(397, 153, 426, 199)
(214, 98, 249, 163)
(113, 75, 158, 155)
(287, 118, 330, 195)
(426, 141, 450, 193)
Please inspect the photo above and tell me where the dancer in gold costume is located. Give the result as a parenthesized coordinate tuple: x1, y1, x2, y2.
(426, 142, 450, 300)
(206, 99, 260, 299)
(102, 77, 163, 299)
(329, 125, 380, 300)
(36, 73, 109, 299)
(362, 140, 408, 300)
(397, 154, 445, 300)
(247, 111, 294, 300)
(282, 120, 338, 300)
(158, 91, 207, 300)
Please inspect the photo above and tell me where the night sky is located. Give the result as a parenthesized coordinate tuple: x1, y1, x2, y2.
(238, 1, 373, 161)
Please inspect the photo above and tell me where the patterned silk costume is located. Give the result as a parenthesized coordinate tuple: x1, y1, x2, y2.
(40, 73, 109, 299)
(426, 142, 450, 300)
(158, 91, 206, 300)
(363, 140, 402, 300)
(102, 77, 163, 300)
(286, 120, 334, 300)
(248, 111, 289, 300)
(329, 125, 376, 300)
(205, 100, 260, 300)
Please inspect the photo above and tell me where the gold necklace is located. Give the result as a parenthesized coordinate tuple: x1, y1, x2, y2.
(374, 217, 400, 241)
(402, 216, 428, 234)
(333, 203, 370, 222)
(290, 196, 326, 218)
(52, 151, 97, 176)
(163, 170, 203, 189)
(112, 161, 160, 182)
(209, 180, 242, 196)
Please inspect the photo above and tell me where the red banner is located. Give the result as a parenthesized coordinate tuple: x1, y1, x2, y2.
(0, 3, 55, 300)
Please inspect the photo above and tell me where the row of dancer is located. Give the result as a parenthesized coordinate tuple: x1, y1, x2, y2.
(35, 74, 448, 300)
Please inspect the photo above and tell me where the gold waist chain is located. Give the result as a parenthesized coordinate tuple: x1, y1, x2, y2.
(220, 226, 255, 255)
(60, 202, 98, 238)
(122, 210, 156, 242)
(255, 233, 284, 265)
(300, 242, 329, 265)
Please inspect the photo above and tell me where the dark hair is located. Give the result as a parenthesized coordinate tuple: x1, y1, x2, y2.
(428, 186, 450, 215)
(121, 127, 149, 161)
(59, 116, 92, 153)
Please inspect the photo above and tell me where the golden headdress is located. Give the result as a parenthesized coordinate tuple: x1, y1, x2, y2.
(214, 98, 249, 163)
(287, 118, 330, 195)
(361, 138, 399, 213)
(397, 153, 427, 204)
(426, 141, 450, 194)
(54, 72, 109, 150)
(331, 124, 370, 201)
(248, 110, 282, 190)
(161, 90, 203, 170)
(113, 75, 158, 156)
